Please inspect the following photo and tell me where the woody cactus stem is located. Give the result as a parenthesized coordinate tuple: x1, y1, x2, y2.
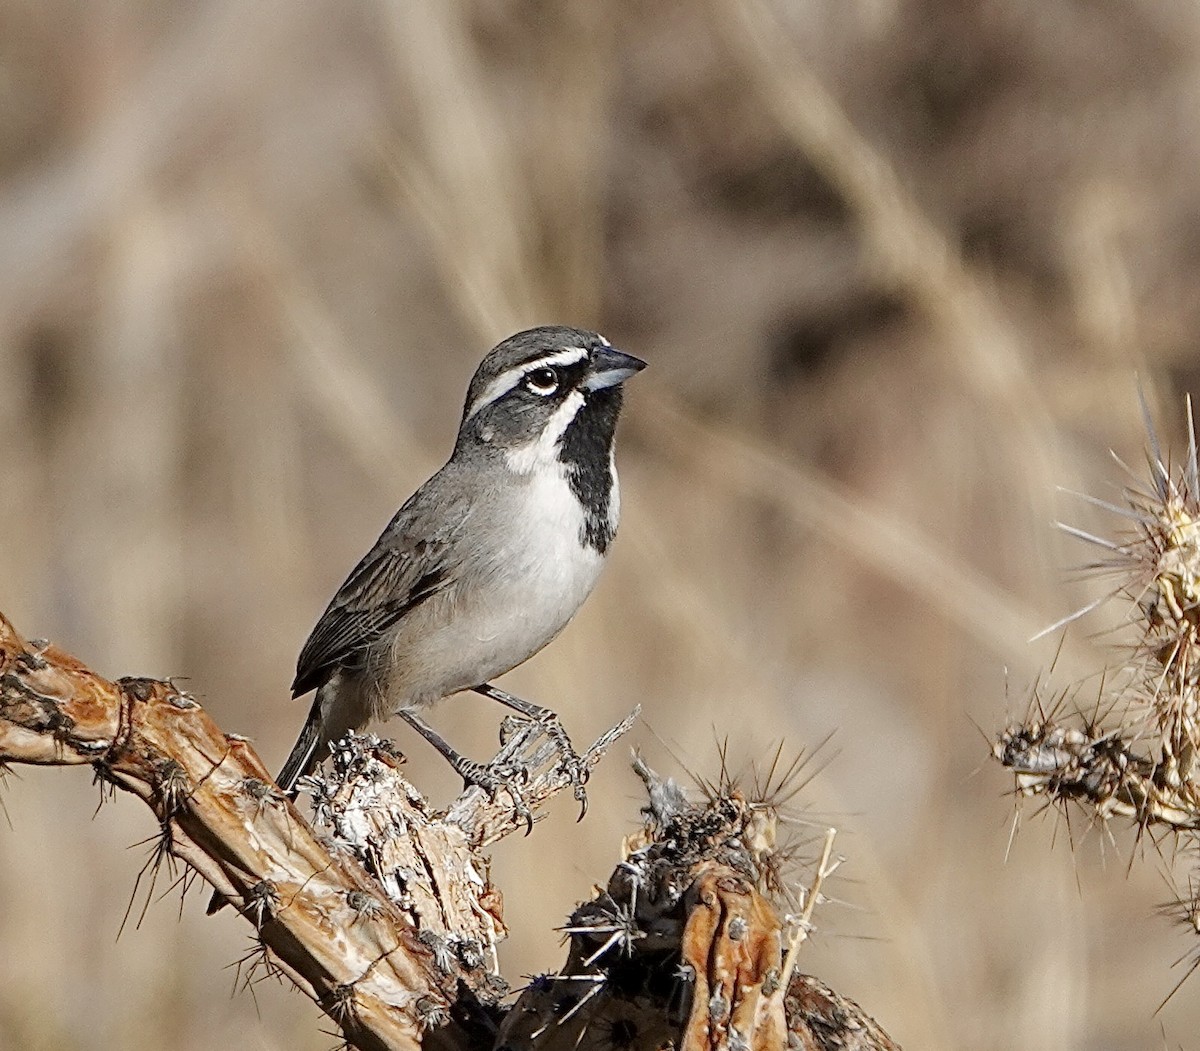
(499, 758, 900, 1051)
(0, 610, 460, 1051)
(0, 608, 900, 1050)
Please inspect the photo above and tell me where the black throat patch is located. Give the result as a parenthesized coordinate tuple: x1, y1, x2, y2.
(558, 386, 622, 553)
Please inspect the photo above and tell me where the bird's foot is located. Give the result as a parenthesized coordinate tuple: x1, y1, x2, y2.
(472, 684, 590, 819)
(528, 710, 590, 820)
(454, 755, 534, 834)
(398, 707, 534, 831)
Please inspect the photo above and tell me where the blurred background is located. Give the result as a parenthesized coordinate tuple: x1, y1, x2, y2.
(2, 0, 1199, 1048)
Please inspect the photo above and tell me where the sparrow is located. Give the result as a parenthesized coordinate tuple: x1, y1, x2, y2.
(276, 325, 645, 806)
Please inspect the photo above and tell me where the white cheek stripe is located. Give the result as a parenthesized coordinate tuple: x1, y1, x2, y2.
(504, 388, 585, 474)
(464, 346, 590, 421)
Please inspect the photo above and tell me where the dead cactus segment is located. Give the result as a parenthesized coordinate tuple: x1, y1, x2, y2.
(992, 396, 1200, 1009)
(1, 629, 122, 764)
(0, 608, 901, 1050)
(782, 975, 902, 1051)
(996, 399, 1200, 813)
(0, 610, 455, 1051)
(995, 720, 1152, 796)
(497, 758, 897, 1051)
(293, 721, 639, 1003)
(679, 869, 787, 1051)
(995, 711, 1200, 831)
(275, 765, 511, 1017)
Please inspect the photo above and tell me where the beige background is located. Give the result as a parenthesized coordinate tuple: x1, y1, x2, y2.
(2, 1, 1199, 1048)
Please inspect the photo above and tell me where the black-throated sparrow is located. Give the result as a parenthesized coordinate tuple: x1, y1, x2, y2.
(277, 325, 645, 805)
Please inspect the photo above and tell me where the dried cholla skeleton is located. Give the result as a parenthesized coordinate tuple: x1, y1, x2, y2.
(994, 393, 1200, 982)
(0, 611, 900, 1050)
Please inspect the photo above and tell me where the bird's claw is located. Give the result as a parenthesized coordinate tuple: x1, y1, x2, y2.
(573, 779, 589, 821)
(457, 758, 535, 834)
(532, 714, 589, 821)
(555, 751, 589, 820)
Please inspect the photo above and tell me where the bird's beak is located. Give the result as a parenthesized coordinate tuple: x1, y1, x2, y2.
(583, 346, 648, 391)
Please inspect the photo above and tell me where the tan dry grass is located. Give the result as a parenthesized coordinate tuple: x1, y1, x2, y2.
(3, 1, 1200, 1048)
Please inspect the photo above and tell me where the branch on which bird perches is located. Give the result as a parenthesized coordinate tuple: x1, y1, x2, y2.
(0, 608, 628, 1049)
(0, 609, 901, 1051)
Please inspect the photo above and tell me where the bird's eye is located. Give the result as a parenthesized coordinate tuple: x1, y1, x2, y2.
(523, 366, 560, 395)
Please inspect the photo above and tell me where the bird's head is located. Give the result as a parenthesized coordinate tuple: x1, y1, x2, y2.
(457, 326, 646, 473)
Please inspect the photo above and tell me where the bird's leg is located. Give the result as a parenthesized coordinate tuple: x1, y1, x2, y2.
(397, 709, 533, 833)
(472, 684, 589, 819)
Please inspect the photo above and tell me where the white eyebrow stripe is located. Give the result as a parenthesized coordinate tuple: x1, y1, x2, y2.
(464, 346, 590, 420)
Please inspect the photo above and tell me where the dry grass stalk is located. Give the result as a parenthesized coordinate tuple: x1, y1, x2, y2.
(706, 0, 1050, 443)
(0, 608, 898, 1050)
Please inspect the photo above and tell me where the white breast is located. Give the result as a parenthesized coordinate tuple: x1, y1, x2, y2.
(377, 462, 606, 714)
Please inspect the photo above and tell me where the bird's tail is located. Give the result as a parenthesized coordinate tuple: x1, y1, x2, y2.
(275, 693, 329, 797)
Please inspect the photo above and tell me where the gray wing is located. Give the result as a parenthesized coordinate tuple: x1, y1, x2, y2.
(291, 477, 470, 697)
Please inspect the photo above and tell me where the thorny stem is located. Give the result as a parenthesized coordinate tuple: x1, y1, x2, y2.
(995, 394, 1200, 997)
(1, 609, 901, 1050)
